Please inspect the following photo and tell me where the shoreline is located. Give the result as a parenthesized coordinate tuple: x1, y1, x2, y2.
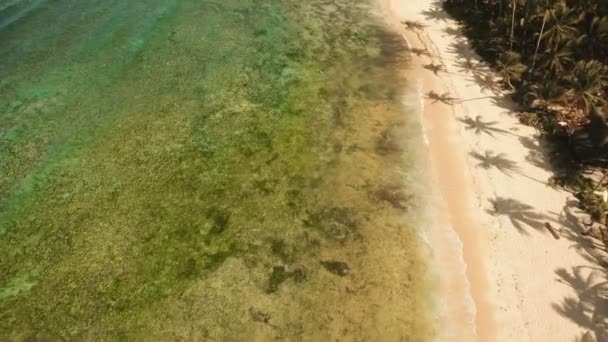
(383, 0, 606, 341)
(382, 1, 494, 340)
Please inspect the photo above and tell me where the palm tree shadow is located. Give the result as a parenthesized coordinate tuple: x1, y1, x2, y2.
(423, 63, 445, 75)
(426, 90, 457, 105)
(471, 149, 552, 185)
(406, 47, 432, 57)
(443, 26, 462, 36)
(491, 94, 520, 112)
(553, 266, 608, 342)
(470, 151, 520, 175)
(455, 57, 478, 75)
(470, 72, 501, 94)
(421, 6, 451, 22)
(448, 40, 477, 61)
(458, 115, 509, 137)
(519, 136, 569, 173)
(553, 200, 607, 264)
(401, 20, 426, 30)
(486, 197, 551, 234)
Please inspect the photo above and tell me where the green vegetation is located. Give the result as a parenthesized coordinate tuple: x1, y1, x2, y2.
(443, 0, 608, 249)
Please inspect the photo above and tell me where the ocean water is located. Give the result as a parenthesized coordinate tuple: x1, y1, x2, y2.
(0, 0, 437, 339)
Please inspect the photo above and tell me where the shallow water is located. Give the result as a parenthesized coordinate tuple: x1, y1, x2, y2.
(0, 0, 437, 339)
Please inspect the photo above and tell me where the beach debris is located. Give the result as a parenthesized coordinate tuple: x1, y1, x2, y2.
(544, 222, 561, 240)
(320, 260, 350, 277)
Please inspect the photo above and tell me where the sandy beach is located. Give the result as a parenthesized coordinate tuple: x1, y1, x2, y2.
(383, 0, 608, 341)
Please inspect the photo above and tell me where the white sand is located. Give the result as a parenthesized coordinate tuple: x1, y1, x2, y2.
(382, 0, 608, 341)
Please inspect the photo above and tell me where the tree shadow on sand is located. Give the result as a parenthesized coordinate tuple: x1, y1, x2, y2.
(405, 47, 432, 57)
(471, 150, 550, 185)
(454, 57, 500, 93)
(401, 20, 426, 30)
(470, 151, 520, 174)
(519, 136, 573, 174)
(443, 26, 462, 37)
(469, 72, 501, 94)
(455, 57, 478, 75)
(448, 40, 477, 61)
(486, 197, 552, 234)
(423, 63, 445, 75)
(553, 266, 608, 342)
(552, 200, 607, 265)
(426, 90, 457, 105)
(458, 115, 509, 137)
(448, 40, 514, 100)
(421, 2, 451, 22)
(551, 200, 608, 341)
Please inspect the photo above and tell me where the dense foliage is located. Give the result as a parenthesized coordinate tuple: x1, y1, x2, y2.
(443, 0, 608, 243)
(445, 0, 608, 125)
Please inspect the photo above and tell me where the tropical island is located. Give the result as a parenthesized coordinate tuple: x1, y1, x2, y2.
(1, 0, 607, 340)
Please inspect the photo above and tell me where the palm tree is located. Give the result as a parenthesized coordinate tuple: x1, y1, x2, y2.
(564, 60, 605, 115)
(525, 79, 564, 108)
(538, 40, 574, 77)
(579, 15, 608, 59)
(497, 51, 527, 89)
(510, 0, 526, 50)
(541, 1, 579, 48)
(532, 3, 552, 70)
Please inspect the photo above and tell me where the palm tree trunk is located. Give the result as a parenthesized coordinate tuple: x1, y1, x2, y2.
(510, 0, 517, 50)
(499, 0, 504, 18)
(532, 10, 548, 70)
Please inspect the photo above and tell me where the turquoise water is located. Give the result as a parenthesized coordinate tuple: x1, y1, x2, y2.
(0, 0, 436, 339)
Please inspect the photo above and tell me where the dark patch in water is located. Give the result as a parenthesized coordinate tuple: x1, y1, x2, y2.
(270, 239, 290, 261)
(292, 267, 306, 283)
(320, 260, 350, 277)
(374, 185, 412, 210)
(266, 265, 307, 293)
(375, 127, 402, 156)
(249, 307, 271, 324)
(267, 265, 290, 293)
(303, 207, 357, 242)
(253, 178, 277, 195)
(179, 257, 198, 279)
(206, 208, 230, 235)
